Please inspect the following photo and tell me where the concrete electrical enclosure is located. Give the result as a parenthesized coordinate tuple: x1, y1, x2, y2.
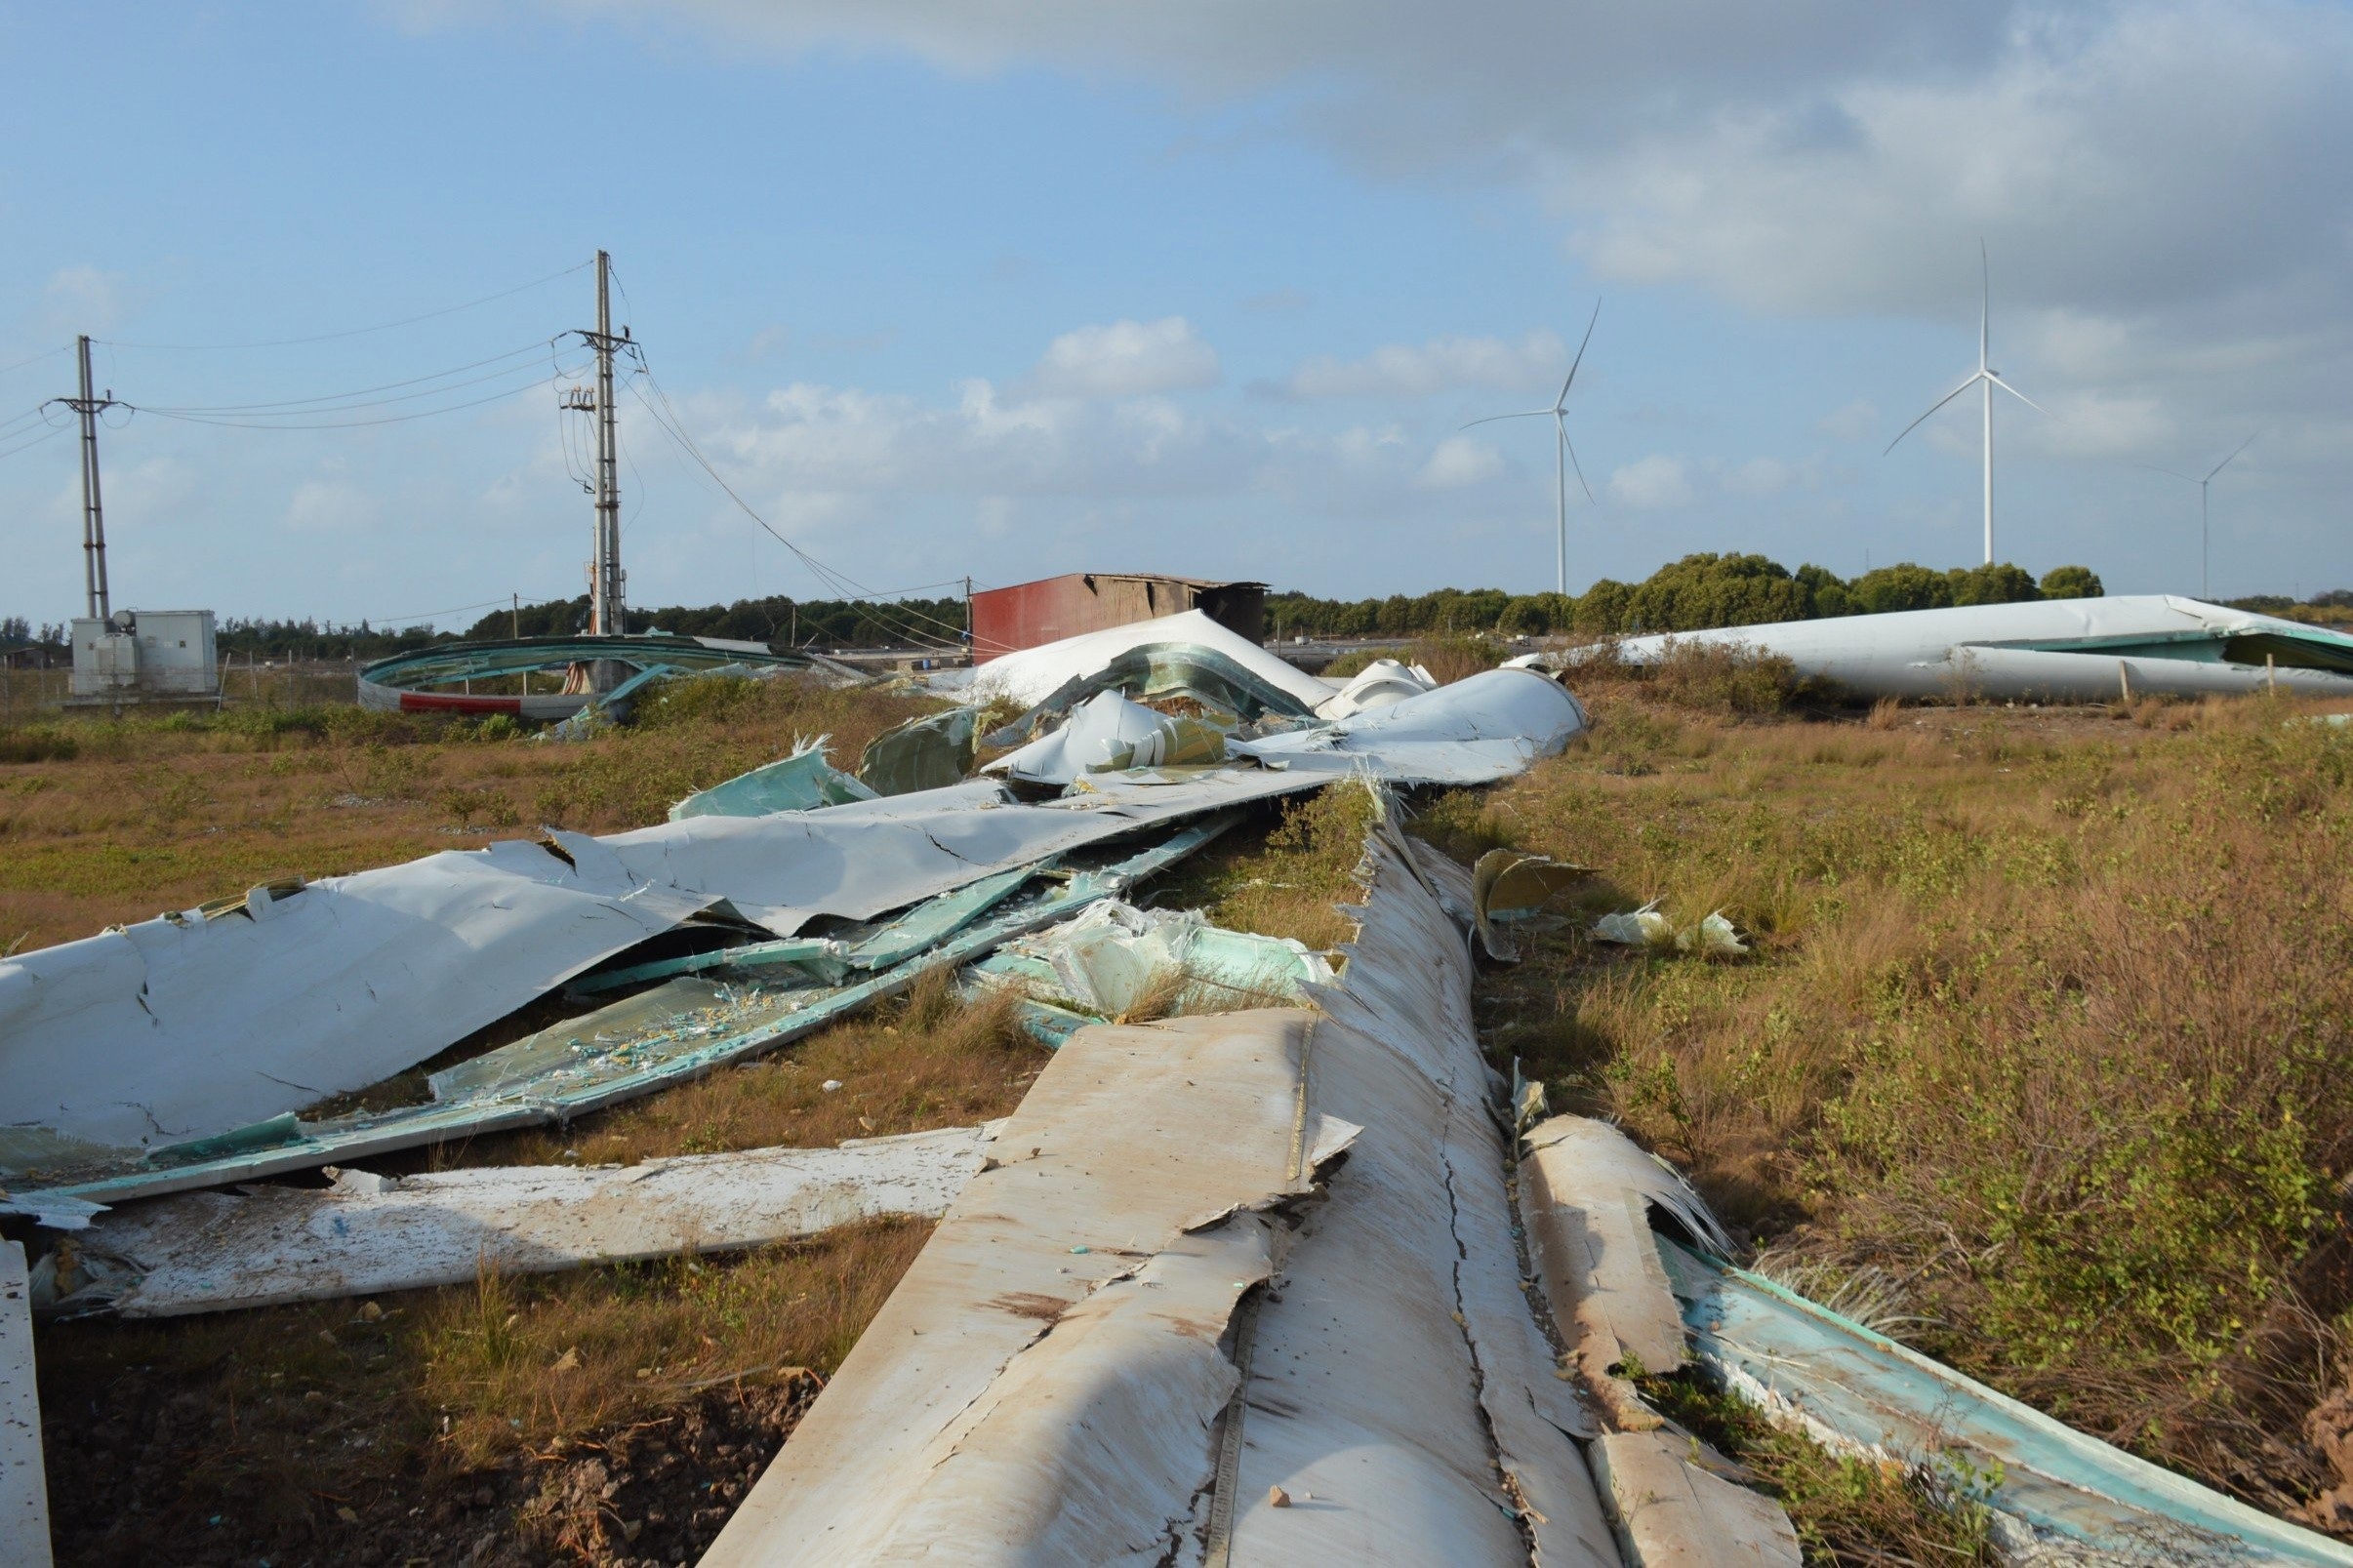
(970, 574, 1266, 663)
(70, 609, 220, 701)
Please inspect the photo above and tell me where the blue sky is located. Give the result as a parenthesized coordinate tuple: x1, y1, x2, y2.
(4, 2, 2350, 626)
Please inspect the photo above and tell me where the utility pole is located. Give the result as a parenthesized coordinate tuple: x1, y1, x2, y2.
(63, 337, 123, 622)
(511, 592, 521, 640)
(575, 251, 628, 643)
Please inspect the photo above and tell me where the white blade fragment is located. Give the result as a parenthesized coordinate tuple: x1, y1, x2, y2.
(39, 1125, 1002, 1317)
(0, 1241, 50, 1568)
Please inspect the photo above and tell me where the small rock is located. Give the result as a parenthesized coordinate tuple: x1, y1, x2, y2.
(356, 1301, 384, 1322)
(1268, 1485, 1291, 1508)
(821, 1079, 843, 1093)
(337, 1506, 360, 1523)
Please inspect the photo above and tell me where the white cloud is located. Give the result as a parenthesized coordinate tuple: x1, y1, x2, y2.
(37, 264, 128, 339)
(1721, 457, 1798, 497)
(1282, 330, 1566, 398)
(1817, 399, 1877, 442)
(1418, 435, 1504, 488)
(285, 478, 383, 535)
(1607, 454, 1691, 509)
(1027, 316, 1220, 398)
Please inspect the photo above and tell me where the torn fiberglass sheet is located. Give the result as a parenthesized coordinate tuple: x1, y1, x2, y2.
(1593, 594, 2353, 702)
(6, 814, 1240, 1209)
(1318, 657, 1437, 718)
(710, 801, 1624, 1566)
(967, 608, 1342, 717)
(1233, 664, 1589, 784)
(0, 1241, 49, 1568)
(668, 740, 876, 819)
(1216, 814, 1618, 1566)
(1519, 1114, 1729, 1423)
(856, 706, 980, 797)
(38, 1124, 1000, 1318)
(1661, 1236, 2353, 1566)
(969, 901, 1333, 1020)
(985, 689, 1229, 785)
(702, 1009, 1362, 1567)
(0, 769, 1315, 1177)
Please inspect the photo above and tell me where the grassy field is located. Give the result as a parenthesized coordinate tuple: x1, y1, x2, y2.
(1421, 667, 2353, 1526)
(10, 659, 2353, 1559)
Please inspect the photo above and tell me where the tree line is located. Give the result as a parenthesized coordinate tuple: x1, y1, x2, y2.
(1268, 555, 2109, 639)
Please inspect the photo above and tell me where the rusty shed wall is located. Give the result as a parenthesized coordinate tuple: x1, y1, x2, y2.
(971, 574, 1266, 662)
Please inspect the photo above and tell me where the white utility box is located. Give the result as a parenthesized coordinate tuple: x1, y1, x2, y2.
(70, 609, 220, 699)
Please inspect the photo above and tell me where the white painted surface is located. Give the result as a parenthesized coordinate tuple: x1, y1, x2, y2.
(53, 1125, 1000, 1316)
(0, 1241, 51, 1568)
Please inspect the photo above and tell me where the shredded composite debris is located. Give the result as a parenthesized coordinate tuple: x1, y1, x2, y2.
(14, 611, 2347, 1565)
(703, 810, 1626, 1565)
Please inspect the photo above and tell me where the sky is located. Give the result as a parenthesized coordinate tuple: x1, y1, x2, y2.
(3, 1, 2350, 628)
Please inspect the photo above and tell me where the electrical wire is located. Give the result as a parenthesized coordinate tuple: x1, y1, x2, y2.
(136, 338, 559, 415)
(136, 352, 575, 422)
(0, 421, 71, 464)
(134, 371, 571, 430)
(0, 344, 70, 382)
(621, 371, 966, 651)
(96, 259, 593, 351)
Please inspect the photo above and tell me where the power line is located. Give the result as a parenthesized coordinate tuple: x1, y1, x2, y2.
(0, 421, 71, 464)
(136, 338, 560, 415)
(620, 356, 972, 649)
(0, 344, 70, 382)
(96, 259, 593, 351)
(132, 371, 569, 430)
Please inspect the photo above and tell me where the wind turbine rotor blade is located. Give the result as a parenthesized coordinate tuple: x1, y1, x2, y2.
(2207, 430, 2258, 481)
(1560, 419, 1596, 504)
(1558, 298, 1602, 406)
(1985, 373, 2051, 418)
(1979, 239, 1991, 370)
(1460, 409, 1555, 430)
(2131, 462, 2199, 483)
(1883, 372, 1984, 455)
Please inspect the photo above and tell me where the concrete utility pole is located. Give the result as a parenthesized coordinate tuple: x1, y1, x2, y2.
(579, 251, 627, 640)
(64, 337, 123, 622)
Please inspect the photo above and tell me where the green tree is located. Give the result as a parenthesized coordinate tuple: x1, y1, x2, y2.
(2040, 565, 2104, 600)
(1795, 563, 1853, 618)
(1571, 580, 1634, 635)
(1623, 552, 1810, 632)
(1849, 563, 1954, 615)
(1947, 562, 2043, 606)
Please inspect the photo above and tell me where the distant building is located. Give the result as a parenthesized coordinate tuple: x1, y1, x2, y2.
(69, 609, 220, 702)
(970, 574, 1266, 663)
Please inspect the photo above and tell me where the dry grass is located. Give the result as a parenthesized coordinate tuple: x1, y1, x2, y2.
(1439, 688, 2353, 1520)
(34, 1217, 929, 1561)
(1149, 783, 1379, 950)
(0, 673, 933, 955)
(443, 976, 1044, 1171)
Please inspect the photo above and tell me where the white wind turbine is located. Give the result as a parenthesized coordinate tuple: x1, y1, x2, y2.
(1885, 243, 2049, 565)
(1464, 300, 1601, 596)
(2136, 434, 2255, 601)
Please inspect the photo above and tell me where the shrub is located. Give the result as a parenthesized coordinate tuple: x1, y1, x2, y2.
(2041, 564, 2104, 599)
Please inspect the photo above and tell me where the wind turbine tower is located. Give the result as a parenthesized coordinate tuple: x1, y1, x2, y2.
(1465, 301, 1601, 596)
(1886, 244, 2048, 565)
(2139, 434, 2255, 601)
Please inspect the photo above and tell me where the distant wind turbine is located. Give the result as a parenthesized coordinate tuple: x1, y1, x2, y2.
(2137, 433, 2256, 601)
(1885, 243, 2049, 566)
(1464, 300, 1600, 596)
